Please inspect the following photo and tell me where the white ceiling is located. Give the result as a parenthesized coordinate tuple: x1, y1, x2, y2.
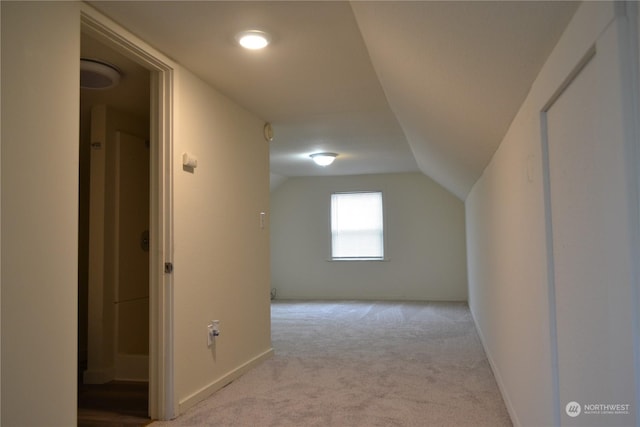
(89, 0, 578, 199)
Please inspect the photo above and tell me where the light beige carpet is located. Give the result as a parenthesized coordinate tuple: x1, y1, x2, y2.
(153, 300, 512, 426)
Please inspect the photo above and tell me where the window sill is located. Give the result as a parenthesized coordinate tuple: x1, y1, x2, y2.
(326, 258, 390, 262)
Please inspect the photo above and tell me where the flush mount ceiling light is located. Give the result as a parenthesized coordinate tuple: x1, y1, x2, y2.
(235, 30, 271, 50)
(80, 58, 121, 90)
(310, 152, 338, 167)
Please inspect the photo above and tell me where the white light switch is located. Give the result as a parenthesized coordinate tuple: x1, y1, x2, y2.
(260, 212, 266, 229)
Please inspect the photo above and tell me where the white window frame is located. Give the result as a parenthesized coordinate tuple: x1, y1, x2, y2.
(330, 191, 386, 261)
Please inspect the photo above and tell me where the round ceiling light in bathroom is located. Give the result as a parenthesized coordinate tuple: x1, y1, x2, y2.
(80, 58, 121, 90)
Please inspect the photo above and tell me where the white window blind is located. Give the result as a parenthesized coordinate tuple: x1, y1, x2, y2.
(331, 191, 384, 260)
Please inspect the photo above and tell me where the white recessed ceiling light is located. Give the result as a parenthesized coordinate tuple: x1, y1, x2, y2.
(236, 30, 271, 50)
(310, 152, 338, 166)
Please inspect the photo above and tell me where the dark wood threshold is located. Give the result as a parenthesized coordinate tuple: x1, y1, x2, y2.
(78, 380, 151, 427)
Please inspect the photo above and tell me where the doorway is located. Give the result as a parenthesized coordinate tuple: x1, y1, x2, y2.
(78, 32, 152, 424)
(80, 8, 175, 420)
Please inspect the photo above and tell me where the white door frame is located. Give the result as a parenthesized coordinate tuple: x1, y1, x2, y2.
(81, 6, 175, 420)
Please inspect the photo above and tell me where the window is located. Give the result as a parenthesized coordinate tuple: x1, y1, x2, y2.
(331, 191, 384, 260)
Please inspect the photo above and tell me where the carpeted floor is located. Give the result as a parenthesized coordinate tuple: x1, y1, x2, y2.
(152, 300, 512, 426)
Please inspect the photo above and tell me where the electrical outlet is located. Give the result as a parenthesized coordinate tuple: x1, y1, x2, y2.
(211, 320, 220, 336)
(207, 320, 220, 347)
(207, 324, 214, 347)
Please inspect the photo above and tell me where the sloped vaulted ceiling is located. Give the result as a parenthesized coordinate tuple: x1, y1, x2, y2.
(351, 1, 578, 198)
(89, 1, 578, 200)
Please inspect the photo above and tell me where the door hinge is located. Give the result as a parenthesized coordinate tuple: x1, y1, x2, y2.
(164, 262, 174, 274)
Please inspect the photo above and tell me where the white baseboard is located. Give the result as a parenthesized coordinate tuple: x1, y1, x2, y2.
(178, 348, 274, 415)
(469, 307, 520, 427)
(115, 353, 149, 382)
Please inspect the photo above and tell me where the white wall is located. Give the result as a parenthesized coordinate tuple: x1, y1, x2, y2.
(271, 173, 467, 301)
(173, 67, 272, 413)
(1, 2, 81, 425)
(1, 2, 273, 423)
(466, 2, 639, 426)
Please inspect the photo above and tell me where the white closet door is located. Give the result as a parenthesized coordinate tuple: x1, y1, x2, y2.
(545, 16, 638, 427)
